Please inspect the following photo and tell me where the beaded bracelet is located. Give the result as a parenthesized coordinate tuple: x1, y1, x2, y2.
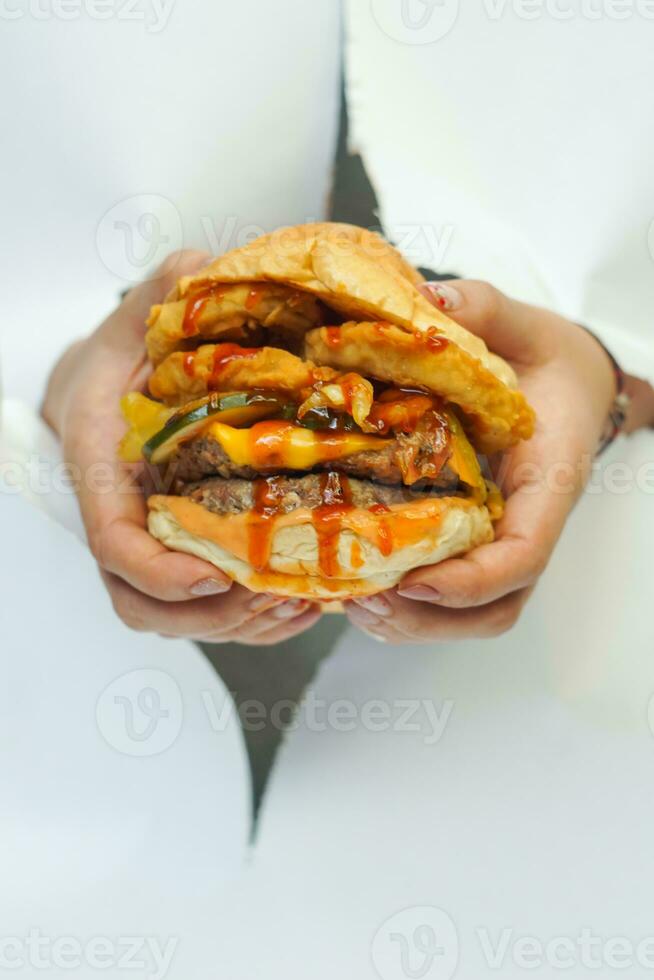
(581, 326, 631, 456)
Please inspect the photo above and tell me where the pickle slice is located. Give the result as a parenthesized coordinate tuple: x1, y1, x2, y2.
(142, 391, 292, 465)
(445, 408, 487, 502)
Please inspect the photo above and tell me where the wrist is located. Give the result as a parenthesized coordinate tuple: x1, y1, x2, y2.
(623, 374, 654, 433)
(575, 324, 631, 454)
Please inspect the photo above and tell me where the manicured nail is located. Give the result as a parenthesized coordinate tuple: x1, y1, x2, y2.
(346, 604, 382, 628)
(397, 585, 443, 603)
(273, 599, 309, 619)
(249, 592, 281, 611)
(422, 282, 462, 311)
(366, 630, 388, 643)
(354, 594, 392, 617)
(189, 577, 231, 597)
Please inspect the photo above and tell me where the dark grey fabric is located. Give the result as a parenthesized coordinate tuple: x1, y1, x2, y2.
(195, 87, 373, 822)
(198, 614, 348, 822)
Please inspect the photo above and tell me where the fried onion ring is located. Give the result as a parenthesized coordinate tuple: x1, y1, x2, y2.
(146, 282, 323, 365)
(148, 343, 336, 405)
(305, 322, 535, 455)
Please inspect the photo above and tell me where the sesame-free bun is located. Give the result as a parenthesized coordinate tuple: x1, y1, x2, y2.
(147, 493, 493, 602)
(179, 223, 516, 385)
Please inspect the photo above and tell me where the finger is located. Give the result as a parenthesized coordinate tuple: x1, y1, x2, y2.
(84, 476, 232, 601)
(68, 252, 231, 601)
(103, 574, 282, 637)
(397, 484, 560, 608)
(397, 413, 586, 608)
(200, 598, 312, 641)
(419, 279, 554, 366)
(96, 249, 212, 352)
(346, 588, 532, 643)
(225, 606, 323, 647)
(232, 599, 315, 638)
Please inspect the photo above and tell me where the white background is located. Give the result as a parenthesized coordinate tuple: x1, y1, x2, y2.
(2, 0, 654, 977)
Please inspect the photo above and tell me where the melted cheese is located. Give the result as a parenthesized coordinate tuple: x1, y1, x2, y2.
(206, 420, 391, 470)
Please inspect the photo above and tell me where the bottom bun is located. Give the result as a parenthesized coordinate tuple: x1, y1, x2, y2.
(148, 493, 494, 601)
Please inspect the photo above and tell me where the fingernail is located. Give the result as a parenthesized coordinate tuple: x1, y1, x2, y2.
(397, 585, 443, 603)
(249, 592, 282, 611)
(346, 604, 382, 628)
(366, 630, 388, 643)
(189, 577, 231, 596)
(422, 282, 462, 311)
(273, 599, 309, 619)
(354, 594, 392, 617)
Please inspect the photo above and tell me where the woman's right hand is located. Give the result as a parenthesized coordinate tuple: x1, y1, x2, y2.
(41, 251, 322, 644)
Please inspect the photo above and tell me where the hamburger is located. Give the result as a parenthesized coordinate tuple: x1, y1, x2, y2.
(119, 223, 535, 601)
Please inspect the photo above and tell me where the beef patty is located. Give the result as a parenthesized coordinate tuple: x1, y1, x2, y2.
(170, 416, 459, 491)
(179, 473, 452, 516)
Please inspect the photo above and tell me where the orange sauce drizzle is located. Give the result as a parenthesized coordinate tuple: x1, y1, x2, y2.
(368, 502, 393, 557)
(182, 283, 228, 337)
(209, 343, 259, 389)
(154, 495, 456, 585)
(182, 352, 196, 377)
(324, 327, 343, 347)
(248, 476, 288, 572)
(312, 472, 353, 578)
(350, 539, 364, 570)
(424, 327, 449, 353)
(245, 284, 267, 311)
(369, 388, 436, 434)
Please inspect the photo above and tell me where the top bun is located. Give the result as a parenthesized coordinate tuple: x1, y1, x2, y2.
(147, 223, 534, 452)
(170, 222, 516, 387)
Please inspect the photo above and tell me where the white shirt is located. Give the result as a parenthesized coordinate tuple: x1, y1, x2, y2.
(345, 0, 654, 381)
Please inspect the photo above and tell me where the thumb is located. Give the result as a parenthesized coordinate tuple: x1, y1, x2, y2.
(97, 249, 212, 353)
(419, 279, 547, 365)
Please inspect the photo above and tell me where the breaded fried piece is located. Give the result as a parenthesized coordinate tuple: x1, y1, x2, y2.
(148, 343, 336, 405)
(146, 281, 323, 365)
(305, 322, 535, 455)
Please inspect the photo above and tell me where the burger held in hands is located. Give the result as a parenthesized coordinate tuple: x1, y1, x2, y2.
(119, 223, 535, 602)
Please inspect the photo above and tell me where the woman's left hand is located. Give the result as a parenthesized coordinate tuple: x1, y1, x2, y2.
(344, 279, 618, 644)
